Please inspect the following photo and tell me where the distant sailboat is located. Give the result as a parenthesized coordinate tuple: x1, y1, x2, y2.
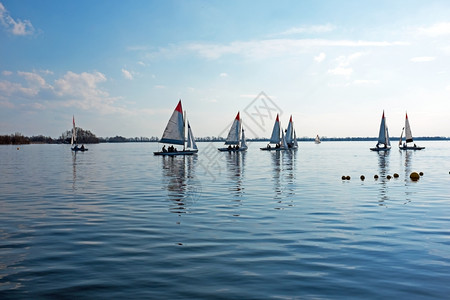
(218, 112, 248, 152)
(399, 112, 425, 150)
(154, 100, 198, 156)
(71, 115, 87, 152)
(260, 114, 287, 151)
(370, 110, 391, 151)
(315, 135, 321, 144)
(285, 115, 298, 149)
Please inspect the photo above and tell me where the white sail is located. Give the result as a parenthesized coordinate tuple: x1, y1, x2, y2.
(160, 100, 185, 145)
(269, 114, 281, 144)
(71, 115, 77, 146)
(294, 130, 298, 148)
(315, 134, 321, 144)
(240, 128, 248, 149)
(186, 121, 197, 150)
(398, 127, 404, 146)
(404, 113, 413, 143)
(281, 128, 288, 149)
(225, 112, 241, 145)
(377, 111, 389, 146)
(285, 115, 293, 144)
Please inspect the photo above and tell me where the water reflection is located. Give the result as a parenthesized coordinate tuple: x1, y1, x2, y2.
(161, 155, 199, 214)
(225, 151, 246, 199)
(271, 150, 296, 209)
(377, 151, 390, 206)
(400, 149, 413, 204)
(72, 151, 77, 192)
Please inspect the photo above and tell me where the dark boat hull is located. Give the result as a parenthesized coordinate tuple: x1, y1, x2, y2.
(218, 147, 247, 152)
(399, 146, 425, 150)
(154, 150, 198, 156)
(370, 147, 391, 152)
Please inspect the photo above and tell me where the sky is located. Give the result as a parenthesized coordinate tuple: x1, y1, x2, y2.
(1, 0, 450, 139)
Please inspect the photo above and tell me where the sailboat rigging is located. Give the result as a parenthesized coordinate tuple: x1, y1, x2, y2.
(399, 112, 425, 150)
(154, 100, 199, 156)
(71, 115, 88, 152)
(260, 114, 288, 151)
(218, 112, 248, 152)
(370, 110, 391, 151)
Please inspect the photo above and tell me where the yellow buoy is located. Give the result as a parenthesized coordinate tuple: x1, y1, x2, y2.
(360, 175, 365, 181)
(346, 176, 351, 180)
(17, 147, 20, 150)
(419, 172, 424, 176)
(393, 173, 399, 178)
(342, 175, 346, 180)
(410, 172, 420, 181)
(387, 175, 392, 180)
(374, 175, 379, 179)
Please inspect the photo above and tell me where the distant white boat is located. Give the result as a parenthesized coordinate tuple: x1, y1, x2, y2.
(314, 135, 321, 144)
(218, 112, 248, 152)
(71, 115, 88, 152)
(399, 112, 425, 150)
(370, 110, 391, 151)
(260, 114, 287, 151)
(154, 100, 198, 156)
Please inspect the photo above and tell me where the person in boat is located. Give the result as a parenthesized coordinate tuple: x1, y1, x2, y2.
(267, 144, 271, 149)
(162, 145, 167, 152)
(228, 145, 232, 151)
(276, 143, 280, 148)
(236, 145, 239, 150)
(81, 144, 85, 150)
(414, 143, 417, 147)
(73, 145, 79, 150)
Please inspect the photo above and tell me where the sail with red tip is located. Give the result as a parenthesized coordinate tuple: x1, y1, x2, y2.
(225, 112, 241, 145)
(160, 100, 185, 145)
(269, 114, 281, 144)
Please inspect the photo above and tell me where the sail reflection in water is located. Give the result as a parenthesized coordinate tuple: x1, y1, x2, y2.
(376, 151, 390, 205)
(225, 151, 246, 198)
(271, 150, 296, 209)
(161, 155, 200, 214)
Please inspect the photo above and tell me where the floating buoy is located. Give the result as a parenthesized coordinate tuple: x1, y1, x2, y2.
(346, 176, 351, 180)
(387, 175, 392, 180)
(393, 173, 399, 178)
(374, 174, 379, 179)
(410, 172, 420, 181)
(342, 175, 346, 180)
(360, 175, 365, 181)
(16, 147, 19, 150)
(419, 172, 424, 176)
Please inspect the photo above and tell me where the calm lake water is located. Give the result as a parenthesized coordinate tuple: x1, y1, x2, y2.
(1, 141, 450, 299)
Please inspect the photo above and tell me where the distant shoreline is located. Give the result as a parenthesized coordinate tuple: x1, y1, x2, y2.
(1, 135, 449, 145)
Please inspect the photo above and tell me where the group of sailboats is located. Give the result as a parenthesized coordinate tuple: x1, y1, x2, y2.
(260, 114, 298, 151)
(370, 110, 425, 151)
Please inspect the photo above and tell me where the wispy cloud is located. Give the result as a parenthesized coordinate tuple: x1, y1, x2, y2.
(314, 52, 326, 62)
(219, 72, 228, 77)
(122, 68, 133, 80)
(410, 56, 435, 62)
(0, 2, 35, 35)
(328, 52, 365, 76)
(278, 24, 336, 36)
(418, 22, 450, 37)
(180, 39, 407, 60)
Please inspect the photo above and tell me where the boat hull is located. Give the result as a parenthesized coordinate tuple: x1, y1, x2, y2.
(154, 150, 198, 156)
(370, 147, 391, 152)
(399, 146, 425, 150)
(72, 147, 88, 152)
(218, 147, 247, 152)
(260, 147, 287, 151)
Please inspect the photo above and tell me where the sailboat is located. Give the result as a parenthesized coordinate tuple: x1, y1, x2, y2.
(260, 114, 287, 151)
(315, 134, 321, 144)
(399, 112, 425, 150)
(71, 115, 88, 152)
(370, 110, 391, 151)
(154, 100, 198, 156)
(218, 112, 248, 152)
(285, 115, 298, 149)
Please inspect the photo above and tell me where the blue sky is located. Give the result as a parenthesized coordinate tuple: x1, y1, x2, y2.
(1, 0, 450, 139)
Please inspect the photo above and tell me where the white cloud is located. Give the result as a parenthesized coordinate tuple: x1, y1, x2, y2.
(2, 70, 12, 76)
(122, 68, 133, 80)
(0, 2, 35, 35)
(418, 22, 450, 37)
(328, 67, 353, 76)
(314, 52, 326, 62)
(279, 24, 336, 35)
(410, 56, 435, 62)
(182, 39, 407, 60)
(353, 79, 380, 85)
(219, 72, 228, 77)
(154, 85, 166, 89)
